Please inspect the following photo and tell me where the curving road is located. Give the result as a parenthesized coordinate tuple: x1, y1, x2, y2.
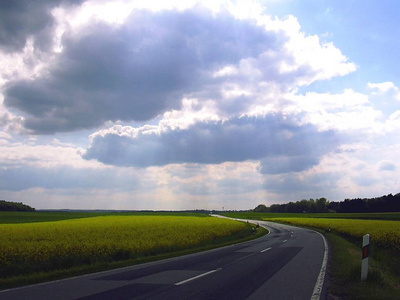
(0, 219, 328, 300)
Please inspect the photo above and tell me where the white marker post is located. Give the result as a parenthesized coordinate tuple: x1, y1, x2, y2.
(361, 234, 370, 281)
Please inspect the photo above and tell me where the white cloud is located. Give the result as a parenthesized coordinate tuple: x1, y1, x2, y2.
(0, 97, 25, 134)
(368, 81, 400, 98)
(212, 65, 239, 78)
(160, 98, 220, 130)
(385, 110, 400, 132)
(378, 160, 396, 171)
(0, 139, 91, 169)
(286, 88, 385, 133)
(261, 14, 356, 84)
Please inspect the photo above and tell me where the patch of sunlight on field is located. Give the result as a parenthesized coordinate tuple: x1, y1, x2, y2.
(0, 216, 246, 277)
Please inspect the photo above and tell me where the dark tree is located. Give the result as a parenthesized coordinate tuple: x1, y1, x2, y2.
(253, 204, 269, 212)
(0, 200, 35, 212)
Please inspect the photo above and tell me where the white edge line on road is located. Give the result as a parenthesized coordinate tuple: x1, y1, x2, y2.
(175, 268, 221, 286)
(261, 247, 272, 253)
(310, 231, 328, 300)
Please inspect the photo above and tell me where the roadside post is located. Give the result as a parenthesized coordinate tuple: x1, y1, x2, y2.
(361, 234, 370, 281)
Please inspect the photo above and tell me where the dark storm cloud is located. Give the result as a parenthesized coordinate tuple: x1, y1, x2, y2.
(4, 8, 281, 134)
(83, 114, 339, 170)
(0, 0, 83, 52)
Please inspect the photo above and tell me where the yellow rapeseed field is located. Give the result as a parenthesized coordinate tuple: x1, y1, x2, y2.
(0, 215, 246, 277)
(270, 218, 400, 251)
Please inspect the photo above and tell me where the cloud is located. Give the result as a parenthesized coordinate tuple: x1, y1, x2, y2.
(366, 81, 400, 123)
(2, 4, 355, 134)
(0, 164, 143, 191)
(164, 161, 264, 196)
(368, 81, 400, 98)
(0, 99, 25, 134)
(258, 155, 319, 174)
(263, 171, 343, 197)
(0, 0, 84, 52)
(286, 88, 384, 133)
(4, 8, 281, 134)
(83, 114, 339, 171)
(378, 160, 396, 171)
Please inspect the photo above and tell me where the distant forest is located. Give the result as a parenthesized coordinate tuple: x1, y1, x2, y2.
(0, 200, 35, 212)
(255, 193, 400, 213)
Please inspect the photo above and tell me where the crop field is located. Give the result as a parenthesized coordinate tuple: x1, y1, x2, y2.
(269, 218, 400, 251)
(0, 215, 248, 280)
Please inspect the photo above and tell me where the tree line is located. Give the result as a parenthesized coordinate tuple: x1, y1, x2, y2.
(269, 197, 330, 213)
(254, 193, 400, 213)
(0, 200, 35, 212)
(330, 193, 400, 213)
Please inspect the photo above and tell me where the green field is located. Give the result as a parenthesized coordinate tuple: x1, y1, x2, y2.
(0, 212, 264, 289)
(0, 210, 209, 224)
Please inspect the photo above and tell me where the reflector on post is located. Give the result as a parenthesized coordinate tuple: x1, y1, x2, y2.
(361, 234, 370, 281)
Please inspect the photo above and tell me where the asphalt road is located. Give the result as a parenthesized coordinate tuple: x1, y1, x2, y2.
(0, 219, 328, 300)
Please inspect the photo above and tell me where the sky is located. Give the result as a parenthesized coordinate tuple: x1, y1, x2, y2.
(1, 0, 399, 210)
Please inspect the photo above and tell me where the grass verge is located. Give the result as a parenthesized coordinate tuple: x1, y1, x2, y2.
(325, 232, 400, 299)
(0, 222, 267, 291)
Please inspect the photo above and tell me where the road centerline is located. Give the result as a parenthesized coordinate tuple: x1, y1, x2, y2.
(174, 268, 221, 286)
(261, 247, 272, 253)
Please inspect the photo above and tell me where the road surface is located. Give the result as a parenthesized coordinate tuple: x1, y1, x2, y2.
(0, 219, 328, 300)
